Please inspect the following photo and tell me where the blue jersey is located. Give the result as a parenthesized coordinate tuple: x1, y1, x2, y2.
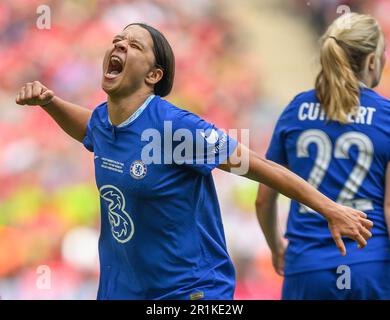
(266, 88, 390, 276)
(82, 95, 237, 299)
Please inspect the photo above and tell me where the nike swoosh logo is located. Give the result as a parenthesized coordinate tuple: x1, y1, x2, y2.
(200, 129, 219, 144)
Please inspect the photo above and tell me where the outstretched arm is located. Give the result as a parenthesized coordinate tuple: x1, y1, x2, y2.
(219, 143, 373, 256)
(15, 81, 91, 142)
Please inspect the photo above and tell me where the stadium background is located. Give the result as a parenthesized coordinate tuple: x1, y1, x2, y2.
(0, 0, 389, 299)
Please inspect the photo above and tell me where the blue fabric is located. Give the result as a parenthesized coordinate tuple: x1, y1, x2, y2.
(282, 261, 390, 300)
(266, 88, 390, 276)
(83, 95, 238, 299)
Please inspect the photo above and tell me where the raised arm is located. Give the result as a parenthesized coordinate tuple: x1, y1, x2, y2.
(219, 143, 373, 256)
(15, 81, 91, 142)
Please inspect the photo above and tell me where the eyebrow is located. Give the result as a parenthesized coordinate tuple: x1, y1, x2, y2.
(113, 34, 145, 48)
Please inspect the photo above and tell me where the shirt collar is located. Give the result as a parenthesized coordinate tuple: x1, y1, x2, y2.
(108, 94, 155, 128)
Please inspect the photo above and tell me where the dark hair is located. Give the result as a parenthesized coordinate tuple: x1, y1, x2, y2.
(124, 23, 175, 97)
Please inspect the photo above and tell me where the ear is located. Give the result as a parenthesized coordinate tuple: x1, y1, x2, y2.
(145, 68, 163, 86)
(366, 52, 376, 72)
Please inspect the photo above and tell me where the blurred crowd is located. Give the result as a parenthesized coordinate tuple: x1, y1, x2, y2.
(0, 0, 390, 300)
(291, 0, 390, 92)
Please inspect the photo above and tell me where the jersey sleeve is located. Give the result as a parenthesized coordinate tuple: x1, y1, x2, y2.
(82, 115, 94, 152)
(265, 107, 290, 166)
(171, 109, 238, 175)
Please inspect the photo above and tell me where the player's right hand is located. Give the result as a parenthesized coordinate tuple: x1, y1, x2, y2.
(15, 81, 54, 106)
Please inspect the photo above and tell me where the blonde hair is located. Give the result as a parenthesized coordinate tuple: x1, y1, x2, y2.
(315, 13, 385, 123)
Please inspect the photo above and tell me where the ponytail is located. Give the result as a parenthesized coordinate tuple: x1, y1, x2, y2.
(315, 37, 360, 123)
(315, 13, 385, 123)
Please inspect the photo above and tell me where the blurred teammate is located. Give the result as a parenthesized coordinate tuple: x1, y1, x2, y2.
(16, 23, 371, 300)
(256, 13, 390, 299)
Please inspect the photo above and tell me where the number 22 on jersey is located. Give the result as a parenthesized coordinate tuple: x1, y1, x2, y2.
(297, 129, 374, 213)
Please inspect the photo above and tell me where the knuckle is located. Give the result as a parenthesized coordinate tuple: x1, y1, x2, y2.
(352, 229, 360, 237)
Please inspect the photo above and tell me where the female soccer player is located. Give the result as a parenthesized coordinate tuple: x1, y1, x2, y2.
(16, 23, 372, 300)
(256, 13, 390, 299)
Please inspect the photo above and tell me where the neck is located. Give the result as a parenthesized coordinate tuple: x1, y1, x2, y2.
(359, 79, 370, 89)
(107, 89, 152, 126)
(359, 72, 375, 89)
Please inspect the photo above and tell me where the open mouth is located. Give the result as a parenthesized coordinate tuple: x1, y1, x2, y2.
(105, 55, 124, 79)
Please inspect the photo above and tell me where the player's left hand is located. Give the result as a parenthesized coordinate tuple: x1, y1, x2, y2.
(326, 205, 373, 256)
(271, 239, 287, 276)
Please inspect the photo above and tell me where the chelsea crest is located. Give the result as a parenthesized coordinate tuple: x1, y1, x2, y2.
(130, 160, 147, 179)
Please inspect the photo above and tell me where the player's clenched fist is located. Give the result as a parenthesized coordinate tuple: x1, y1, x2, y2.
(15, 81, 54, 106)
